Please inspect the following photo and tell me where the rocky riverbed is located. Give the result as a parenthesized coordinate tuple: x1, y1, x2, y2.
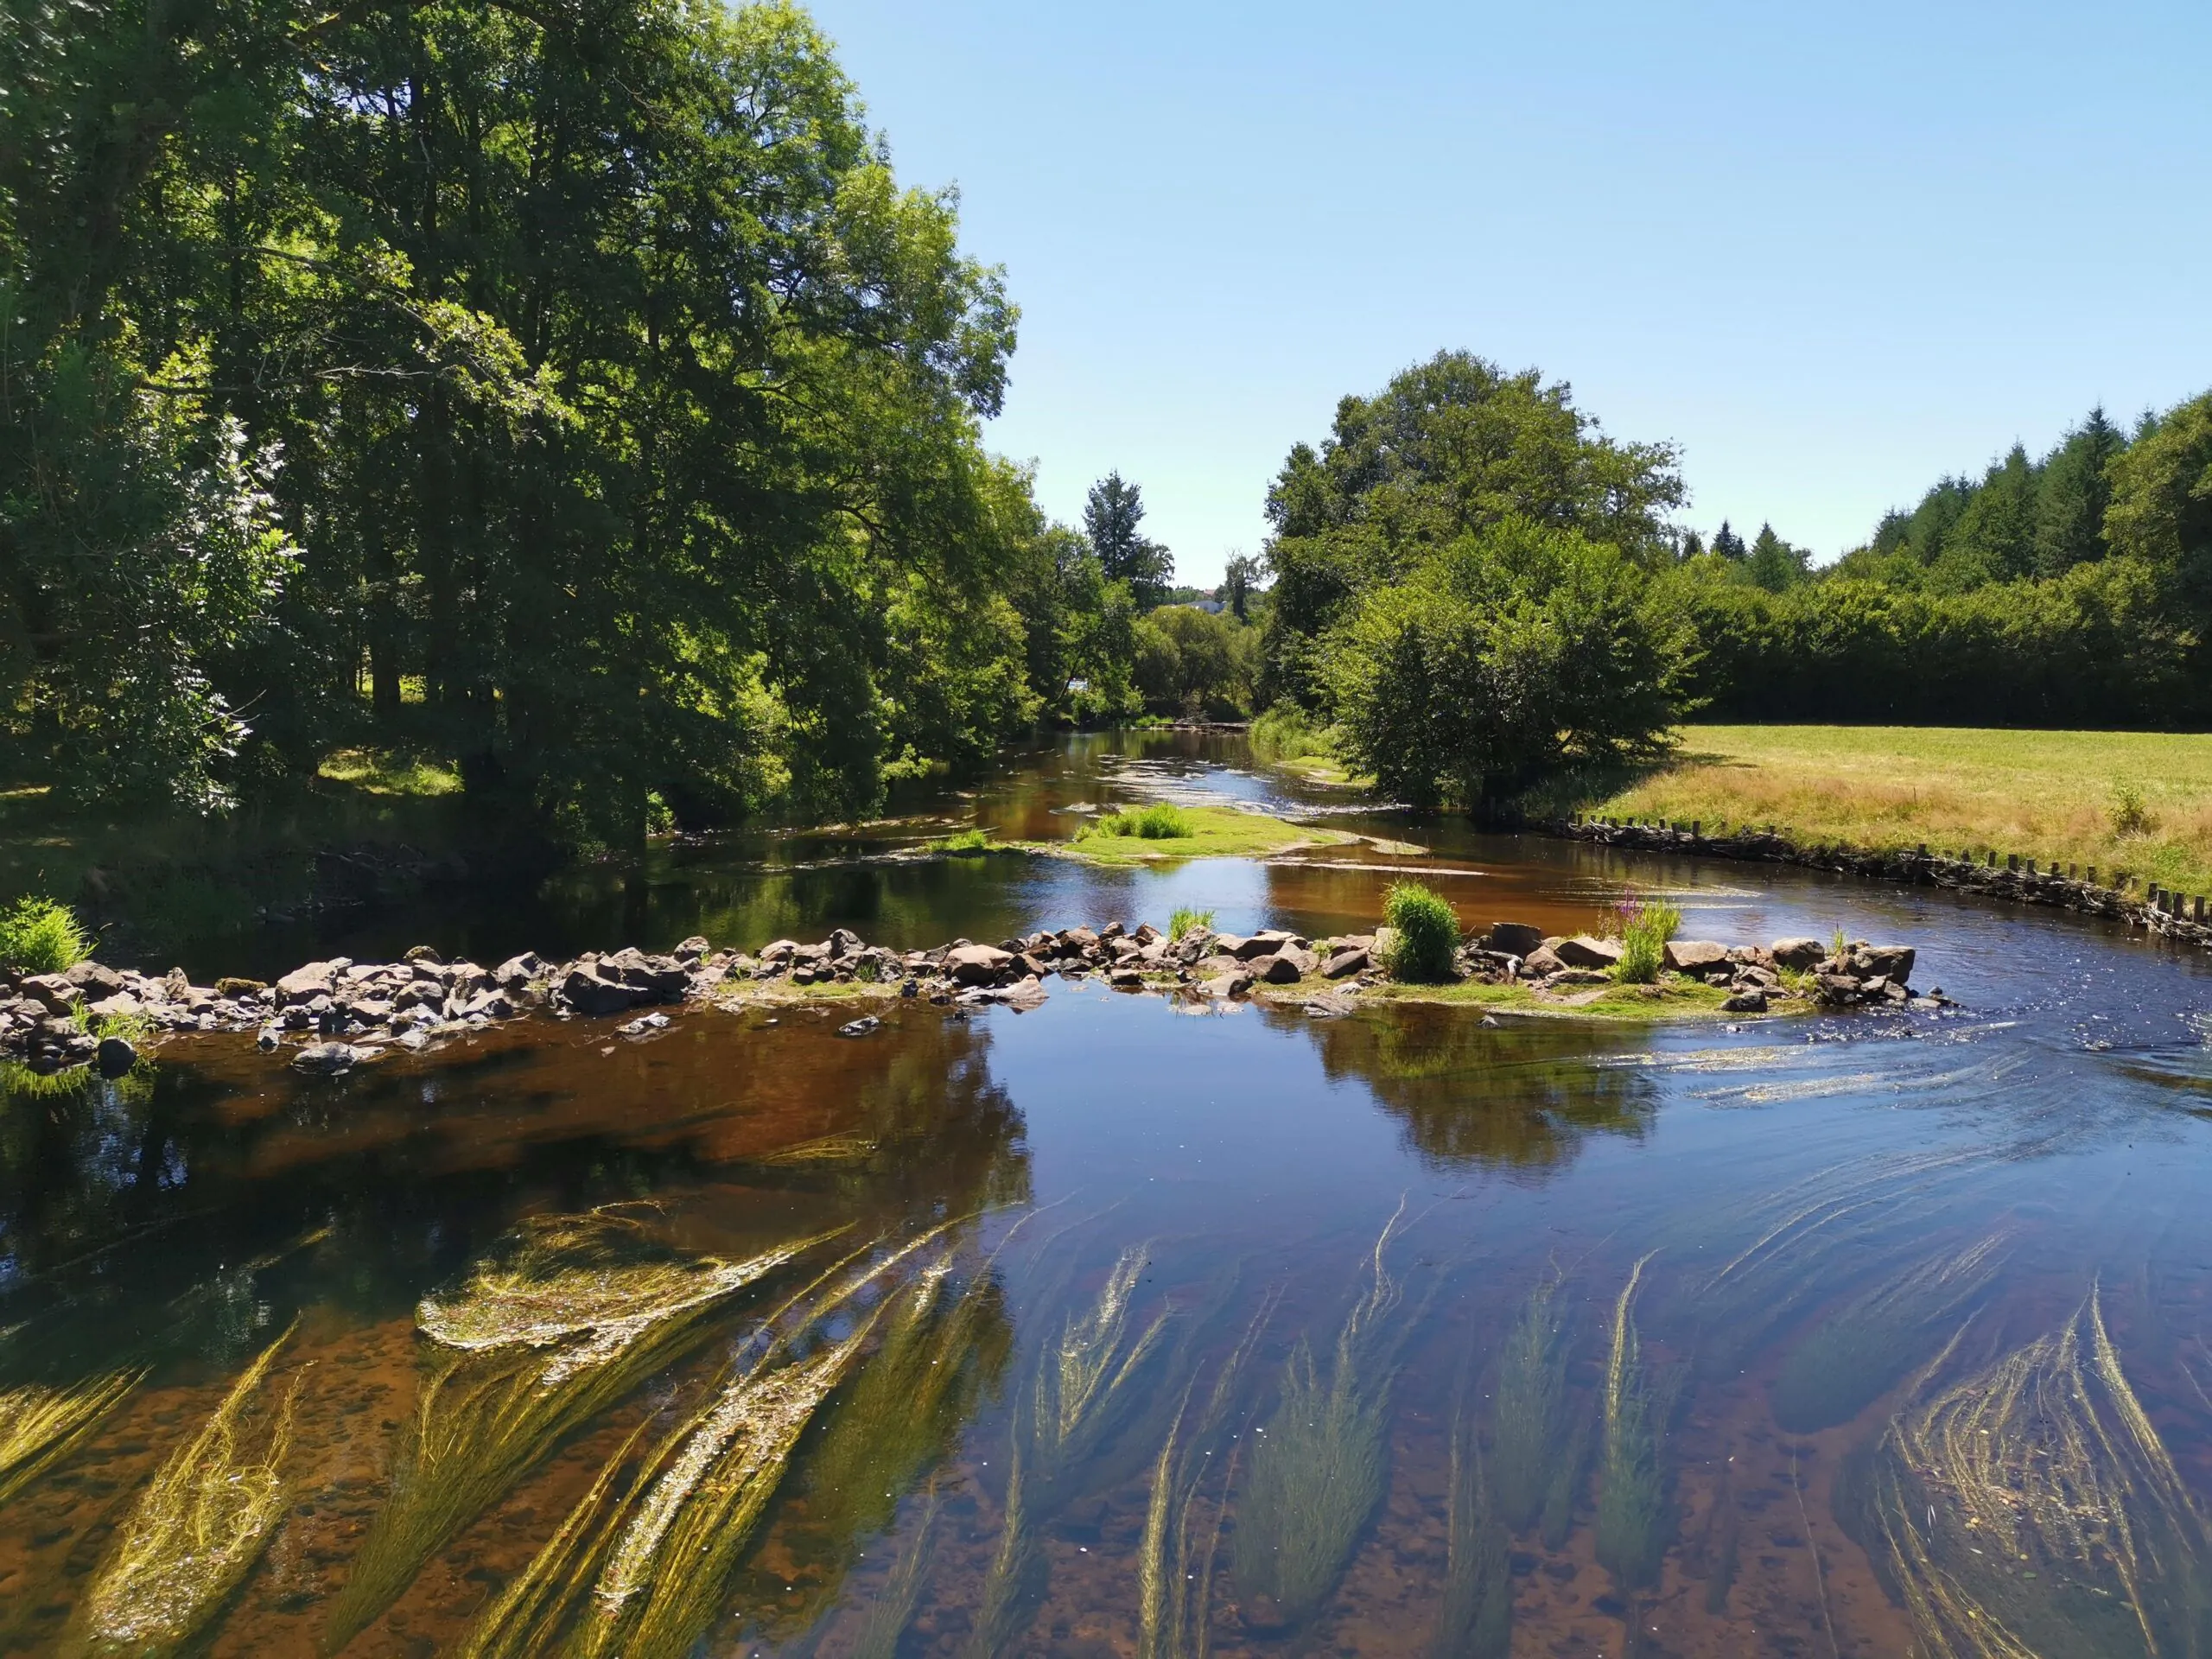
(0, 918, 1938, 1079)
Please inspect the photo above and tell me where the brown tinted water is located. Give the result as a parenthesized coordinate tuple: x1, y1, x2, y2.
(7, 734, 2212, 1658)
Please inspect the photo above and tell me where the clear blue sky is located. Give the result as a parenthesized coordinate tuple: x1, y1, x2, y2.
(804, 0, 2212, 586)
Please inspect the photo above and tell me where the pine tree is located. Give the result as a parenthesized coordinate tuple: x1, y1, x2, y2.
(2032, 407, 2125, 576)
(1711, 521, 1748, 562)
(1084, 472, 1174, 608)
(1745, 524, 1809, 592)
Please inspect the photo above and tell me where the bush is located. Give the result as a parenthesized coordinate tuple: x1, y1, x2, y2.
(1383, 882, 1460, 981)
(1249, 702, 1334, 762)
(1084, 803, 1194, 840)
(2109, 779, 2152, 838)
(1168, 906, 1215, 941)
(0, 896, 92, 974)
(1615, 899, 1680, 984)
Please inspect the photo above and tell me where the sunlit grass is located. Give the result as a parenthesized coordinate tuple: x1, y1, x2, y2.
(1042, 803, 1348, 866)
(67, 1325, 303, 1658)
(0, 894, 90, 974)
(1168, 906, 1216, 942)
(316, 747, 465, 798)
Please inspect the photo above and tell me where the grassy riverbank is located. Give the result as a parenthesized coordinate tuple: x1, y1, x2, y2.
(1027, 803, 1355, 866)
(1591, 725, 2212, 896)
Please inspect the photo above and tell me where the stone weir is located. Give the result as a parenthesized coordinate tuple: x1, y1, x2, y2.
(1, 918, 1936, 1079)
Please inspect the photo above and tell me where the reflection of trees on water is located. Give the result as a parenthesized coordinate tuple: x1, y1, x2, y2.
(1268, 1004, 1658, 1174)
(0, 1014, 1029, 1384)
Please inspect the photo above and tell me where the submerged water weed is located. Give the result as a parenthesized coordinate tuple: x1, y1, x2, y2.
(1594, 1255, 1669, 1595)
(1488, 1271, 1573, 1535)
(1139, 1294, 1277, 1659)
(66, 1325, 304, 1658)
(1615, 900, 1681, 985)
(1769, 1234, 2003, 1433)
(847, 1487, 940, 1659)
(1236, 1207, 1411, 1631)
(0, 1367, 143, 1510)
(325, 1213, 825, 1652)
(1868, 1290, 2211, 1659)
(1382, 882, 1459, 982)
(1168, 906, 1216, 942)
(1433, 1410, 1512, 1659)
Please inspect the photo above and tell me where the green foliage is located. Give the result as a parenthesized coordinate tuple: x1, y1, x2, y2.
(1249, 702, 1334, 762)
(0, 895, 90, 973)
(1167, 906, 1215, 941)
(1614, 900, 1680, 984)
(1084, 473, 1174, 611)
(1323, 519, 1694, 812)
(2110, 779, 2152, 837)
(933, 828, 993, 855)
(1083, 803, 1194, 841)
(1131, 606, 1258, 718)
(1382, 882, 1460, 981)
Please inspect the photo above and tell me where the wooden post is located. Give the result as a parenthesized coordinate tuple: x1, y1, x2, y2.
(2087, 866, 2097, 886)
(2196, 896, 2206, 925)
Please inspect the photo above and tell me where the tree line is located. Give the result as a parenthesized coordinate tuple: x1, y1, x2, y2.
(1256, 352, 2212, 812)
(0, 0, 1258, 850)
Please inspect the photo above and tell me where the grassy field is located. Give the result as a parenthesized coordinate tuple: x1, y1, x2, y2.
(1028, 803, 1355, 866)
(1594, 726, 2212, 898)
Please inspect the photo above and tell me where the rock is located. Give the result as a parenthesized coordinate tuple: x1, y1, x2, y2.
(837, 1014, 882, 1038)
(257, 1027, 280, 1050)
(275, 963, 336, 1006)
(1230, 931, 1299, 961)
(292, 1041, 366, 1075)
(94, 1036, 137, 1077)
(1859, 944, 1916, 984)
(675, 935, 711, 960)
(1553, 936, 1622, 970)
(1109, 968, 1147, 989)
(1770, 938, 1826, 971)
(1663, 940, 1730, 974)
(1250, 953, 1304, 985)
(1322, 947, 1370, 979)
(1522, 944, 1567, 977)
(944, 944, 1015, 986)
(826, 928, 864, 959)
(86, 992, 142, 1020)
(601, 947, 689, 995)
(1058, 926, 1100, 950)
(1732, 964, 1780, 990)
(1211, 933, 1248, 957)
(215, 976, 268, 997)
(563, 966, 647, 1015)
(493, 951, 546, 988)
(1199, 971, 1254, 999)
(760, 940, 798, 963)
(1721, 989, 1768, 1014)
(1484, 922, 1547, 957)
(404, 944, 443, 964)
(617, 1012, 672, 1037)
(1813, 973, 1863, 1005)
(64, 961, 125, 996)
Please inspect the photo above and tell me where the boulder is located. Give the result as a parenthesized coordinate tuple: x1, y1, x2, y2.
(674, 935, 711, 960)
(1109, 968, 1147, 990)
(827, 928, 864, 959)
(760, 940, 798, 963)
(1812, 973, 1863, 1005)
(837, 1014, 881, 1038)
(1198, 971, 1254, 999)
(276, 963, 336, 1006)
(1522, 945, 1567, 977)
(601, 947, 689, 996)
(1250, 953, 1304, 985)
(292, 1041, 367, 1075)
(94, 1036, 137, 1077)
(493, 951, 546, 989)
(1322, 947, 1370, 979)
(214, 976, 269, 997)
(1553, 936, 1623, 970)
(1664, 940, 1730, 974)
(21, 975, 80, 1015)
(1232, 931, 1301, 960)
(404, 944, 443, 964)
(944, 944, 1016, 986)
(617, 1012, 671, 1037)
(1484, 922, 1547, 957)
(86, 992, 143, 1020)
(1058, 926, 1100, 951)
(1858, 944, 1916, 984)
(1721, 989, 1769, 1014)
(1770, 938, 1826, 971)
(63, 960, 125, 996)
(563, 966, 647, 1015)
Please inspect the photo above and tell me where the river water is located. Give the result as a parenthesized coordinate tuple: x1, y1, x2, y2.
(4, 732, 2212, 1658)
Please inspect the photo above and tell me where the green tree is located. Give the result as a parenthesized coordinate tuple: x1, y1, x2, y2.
(1222, 551, 1262, 620)
(1745, 524, 1810, 593)
(1083, 472, 1173, 609)
(2033, 408, 2124, 576)
(1710, 521, 1747, 562)
(2106, 391, 2212, 622)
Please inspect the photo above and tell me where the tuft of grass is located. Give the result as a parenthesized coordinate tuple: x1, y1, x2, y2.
(932, 827, 992, 855)
(1593, 1255, 1669, 1596)
(1040, 803, 1348, 866)
(1083, 803, 1197, 841)
(1614, 899, 1681, 985)
(1236, 1206, 1410, 1630)
(0, 894, 90, 974)
(1382, 882, 1460, 982)
(323, 1213, 828, 1654)
(67, 1325, 304, 1658)
(1168, 906, 1216, 943)
(0, 1368, 144, 1510)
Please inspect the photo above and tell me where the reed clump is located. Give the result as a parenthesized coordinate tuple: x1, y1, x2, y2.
(1382, 883, 1459, 982)
(0, 1367, 143, 1509)
(1593, 1255, 1669, 1595)
(1614, 899, 1680, 985)
(66, 1325, 304, 1658)
(1236, 1209, 1409, 1631)
(324, 1211, 824, 1653)
(1866, 1290, 2211, 1659)
(1168, 906, 1216, 942)
(1770, 1234, 2002, 1433)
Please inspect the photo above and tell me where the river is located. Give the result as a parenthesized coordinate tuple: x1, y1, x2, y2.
(4, 731, 2210, 1658)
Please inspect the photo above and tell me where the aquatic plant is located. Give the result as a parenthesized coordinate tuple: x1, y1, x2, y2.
(67, 1325, 304, 1658)
(1865, 1289, 2212, 1659)
(1383, 882, 1459, 982)
(1593, 1255, 1669, 1594)
(0, 895, 90, 974)
(1168, 906, 1216, 942)
(1615, 899, 1680, 984)
(1432, 1421, 1512, 1659)
(323, 1212, 826, 1653)
(1236, 1207, 1409, 1630)
(847, 1488, 940, 1659)
(1488, 1271, 1572, 1535)
(0, 1367, 143, 1509)
(1769, 1234, 2003, 1433)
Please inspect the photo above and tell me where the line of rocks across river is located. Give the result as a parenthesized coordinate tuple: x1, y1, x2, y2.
(1, 918, 1936, 1079)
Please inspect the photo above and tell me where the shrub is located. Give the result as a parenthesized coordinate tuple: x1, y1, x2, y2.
(1168, 906, 1215, 941)
(1249, 702, 1334, 762)
(932, 827, 990, 855)
(1615, 899, 1680, 984)
(2109, 779, 2152, 837)
(0, 897, 92, 975)
(1382, 882, 1459, 981)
